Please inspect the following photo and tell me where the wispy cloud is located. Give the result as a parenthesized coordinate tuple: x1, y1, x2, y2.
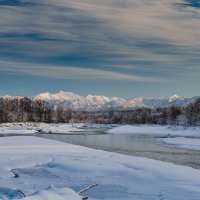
(0, 60, 158, 82)
(0, 0, 199, 86)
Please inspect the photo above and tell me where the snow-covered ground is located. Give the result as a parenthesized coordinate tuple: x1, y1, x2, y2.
(159, 137, 200, 151)
(0, 123, 114, 135)
(2, 123, 200, 137)
(23, 185, 83, 200)
(0, 123, 82, 135)
(108, 125, 200, 137)
(1, 136, 200, 200)
(109, 125, 200, 151)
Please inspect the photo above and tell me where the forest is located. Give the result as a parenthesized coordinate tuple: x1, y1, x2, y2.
(0, 97, 200, 126)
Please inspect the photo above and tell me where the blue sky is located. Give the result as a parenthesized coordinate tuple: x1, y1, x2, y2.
(0, 0, 200, 98)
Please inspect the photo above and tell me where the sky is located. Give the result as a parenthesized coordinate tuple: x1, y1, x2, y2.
(0, 0, 200, 99)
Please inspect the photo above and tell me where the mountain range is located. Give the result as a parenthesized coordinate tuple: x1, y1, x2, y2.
(33, 91, 199, 111)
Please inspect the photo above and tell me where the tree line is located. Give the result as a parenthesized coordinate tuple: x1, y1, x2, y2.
(0, 97, 52, 123)
(0, 97, 200, 126)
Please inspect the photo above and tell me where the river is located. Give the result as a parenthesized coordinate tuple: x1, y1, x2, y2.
(37, 128, 200, 170)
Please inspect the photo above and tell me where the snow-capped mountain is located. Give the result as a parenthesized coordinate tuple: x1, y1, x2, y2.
(34, 91, 200, 111)
(35, 91, 81, 106)
(2, 95, 24, 100)
(35, 91, 81, 101)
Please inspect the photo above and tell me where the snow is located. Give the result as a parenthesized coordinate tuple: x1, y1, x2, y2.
(159, 137, 200, 151)
(85, 95, 110, 105)
(0, 123, 81, 135)
(108, 125, 200, 137)
(1, 136, 200, 199)
(168, 94, 182, 102)
(38, 123, 80, 134)
(0, 122, 115, 135)
(0, 123, 38, 135)
(2, 96, 24, 100)
(23, 185, 82, 200)
(35, 91, 81, 101)
(34, 91, 200, 111)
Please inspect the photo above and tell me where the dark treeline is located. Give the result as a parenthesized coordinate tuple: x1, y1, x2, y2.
(0, 97, 200, 126)
(0, 97, 52, 123)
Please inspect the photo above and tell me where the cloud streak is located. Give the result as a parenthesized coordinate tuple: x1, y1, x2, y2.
(0, 0, 199, 97)
(0, 60, 158, 82)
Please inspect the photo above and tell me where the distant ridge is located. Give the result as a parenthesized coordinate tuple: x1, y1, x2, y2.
(34, 91, 200, 111)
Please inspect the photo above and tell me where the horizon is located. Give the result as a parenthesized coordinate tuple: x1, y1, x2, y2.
(0, 0, 200, 98)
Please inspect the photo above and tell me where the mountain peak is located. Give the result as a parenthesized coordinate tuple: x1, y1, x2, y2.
(2, 95, 24, 100)
(35, 91, 81, 101)
(33, 91, 199, 111)
(85, 95, 110, 104)
(168, 94, 182, 101)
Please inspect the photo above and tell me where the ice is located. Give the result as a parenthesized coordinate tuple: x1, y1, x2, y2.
(108, 125, 200, 137)
(0, 136, 200, 199)
(0, 123, 81, 135)
(22, 185, 82, 200)
(160, 137, 200, 150)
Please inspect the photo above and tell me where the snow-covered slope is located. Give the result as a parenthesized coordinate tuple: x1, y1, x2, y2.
(1, 136, 200, 200)
(1, 95, 24, 100)
(34, 92, 199, 111)
(23, 185, 82, 200)
(35, 91, 81, 101)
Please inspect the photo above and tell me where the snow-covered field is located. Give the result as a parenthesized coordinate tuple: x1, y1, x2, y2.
(0, 123, 82, 135)
(108, 125, 200, 137)
(1, 123, 200, 138)
(23, 185, 83, 200)
(1, 136, 200, 200)
(0, 123, 114, 135)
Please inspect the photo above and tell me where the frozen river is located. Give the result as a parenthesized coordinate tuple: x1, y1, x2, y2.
(37, 129, 200, 170)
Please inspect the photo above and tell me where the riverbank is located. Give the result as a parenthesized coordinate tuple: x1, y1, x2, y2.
(0, 123, 81, 135)
(1, 136, 200, 200)
(0, 123, 114, 135)
(108, 124, 200, 137)
(1, 123, 200, 137)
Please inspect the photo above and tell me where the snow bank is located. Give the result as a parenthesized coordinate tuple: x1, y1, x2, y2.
(79, 123, 115, 129)
(108, 125, 200, 137)
(0, 123, 81, 135)
(23, 185, 82, 200)
(160, 137, 200, 151)
(40, 124, 80, 134)
(0, 123, 37, 134)
(1, 136, 200, 199)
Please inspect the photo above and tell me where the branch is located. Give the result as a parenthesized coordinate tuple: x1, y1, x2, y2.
(78, 184, 98, 195)
(17, 190, 26, 198)
(11, 169, 19, 178)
